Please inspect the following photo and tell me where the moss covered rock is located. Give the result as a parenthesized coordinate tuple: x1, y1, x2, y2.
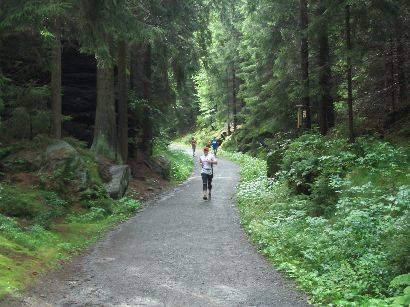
(41, 140, 90, 192)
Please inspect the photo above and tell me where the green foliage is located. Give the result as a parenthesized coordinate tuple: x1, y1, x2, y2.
(111, 197, 140, 218)
(220, 149, 266, 182)
(1, 85, 50, 140)
(81, 199, 113, 215)
(66, 207, 108, 223)
(153, 129, 172, 152)
(227, 134, 410, 306)
(179, 126, 223, 151)
(0, 192, 141, 298)
(0, 184, 66, 229)
(389, 274, 410, 306)
(0, 214, 56, 251)
(68, 197, 140, 223)
(154, 147, 193, 183)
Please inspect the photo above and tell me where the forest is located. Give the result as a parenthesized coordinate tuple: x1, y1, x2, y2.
(0, 0, 409, 306)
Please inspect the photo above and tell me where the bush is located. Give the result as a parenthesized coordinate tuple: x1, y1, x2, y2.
(112, 197, 140, 217)
(227, 134, 410, 306)
(82, 198, 113, 215)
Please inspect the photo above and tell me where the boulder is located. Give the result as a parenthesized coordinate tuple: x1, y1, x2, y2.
(1, 149, 43, 172)
(106, 165, 131, 199)
(145, 156, 171, 180)
(42, 140, 89, 190)
(44, 141, 79, 168)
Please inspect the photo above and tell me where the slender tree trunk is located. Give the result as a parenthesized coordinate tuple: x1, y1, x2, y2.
(300, 0, 311, 130)
(51, 17, 62, 138)
(227, 69, 231, 136)
(232, 61, 237, 132)
(395, 20, 408, 106)
(128, 46, 142, 159)
(345, 5, 354, 143)
(317, 0, 334, 135)
(117, 40, 128, 163)
(389, 38, 396, 111)
(142, 44, 153, 156)
(92, 62, 118, 160)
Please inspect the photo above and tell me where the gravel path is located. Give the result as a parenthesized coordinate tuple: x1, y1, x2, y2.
(4, 149, 311, 307)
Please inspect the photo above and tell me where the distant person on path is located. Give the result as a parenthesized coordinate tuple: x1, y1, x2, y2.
(211, 137, 219, 156)
(191, 137, 197, 156)
(206, 140, 212, 149)
(199, 146, 217, 200)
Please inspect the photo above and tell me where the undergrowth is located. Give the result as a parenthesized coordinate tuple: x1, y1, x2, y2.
(222, 134, 410, 306)
(154, 144, 194, 183)
(0, 196, 140, 298)
(0, 137, 142, 299)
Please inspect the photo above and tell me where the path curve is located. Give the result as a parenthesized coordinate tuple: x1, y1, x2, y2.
(5, 148, 310, 307)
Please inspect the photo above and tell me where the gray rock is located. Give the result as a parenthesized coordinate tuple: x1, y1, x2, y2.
(44, 141, 79, 169)
(43, 140, 90, 190)
(145, 156, 171, 180)
(2, 150, 43, 172)
(106, 165, 131, 199)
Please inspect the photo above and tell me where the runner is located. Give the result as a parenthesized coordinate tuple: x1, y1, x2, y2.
(191, 137, 197, 156)
(211, 137, 219, 156)
(199, 146, 217, 200)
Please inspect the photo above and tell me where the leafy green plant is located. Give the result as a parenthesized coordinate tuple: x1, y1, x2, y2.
(0, 214, 56, 250)
(389, 273, 410, 306)
(111, 197, 140, 218)
(154, 147, 193, 183)
(0, 184, 66, 228)
(66, 207, 107, 223)
(224, 134, 410, 306)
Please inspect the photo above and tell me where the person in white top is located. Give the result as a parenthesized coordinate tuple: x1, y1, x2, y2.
(199, 146, 217, 200)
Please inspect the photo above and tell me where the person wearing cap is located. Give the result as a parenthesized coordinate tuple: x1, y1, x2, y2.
(199, 146, 217, 200)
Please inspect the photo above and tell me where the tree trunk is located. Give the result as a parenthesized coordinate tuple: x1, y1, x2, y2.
(92, 63, 118, 160)
(388, 38, 396, 111)
(51, 18, 62, 138)
(142, 44, 153, 156)
(300, 0, 311, 130)
(395, 20, 408, 107)
(345, 5, 354, 143)
(227, 69, 231, 136)
(117, 40, 128, 163)
(317, 0, 334, 135)
(232, 61, 237, 132)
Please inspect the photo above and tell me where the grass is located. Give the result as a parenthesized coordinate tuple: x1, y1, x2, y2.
(0, 196, 140, 299)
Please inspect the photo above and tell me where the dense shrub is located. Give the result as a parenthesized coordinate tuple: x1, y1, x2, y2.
(225, 134, 410, 306)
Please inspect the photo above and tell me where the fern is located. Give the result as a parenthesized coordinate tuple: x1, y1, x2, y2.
(390, 273, 410, 306)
